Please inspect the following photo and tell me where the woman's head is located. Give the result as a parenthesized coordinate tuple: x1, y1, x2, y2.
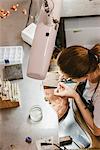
(57, 44, 100, 81)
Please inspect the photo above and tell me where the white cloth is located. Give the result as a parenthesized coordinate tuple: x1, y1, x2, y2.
(83, 80, 100, 128)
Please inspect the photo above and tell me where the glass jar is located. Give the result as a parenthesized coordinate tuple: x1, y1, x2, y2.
(29, 105, 43, 122)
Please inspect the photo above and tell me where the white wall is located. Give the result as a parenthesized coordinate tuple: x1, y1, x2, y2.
(62, 0, 100, 17)
(64, 16, 100, 47)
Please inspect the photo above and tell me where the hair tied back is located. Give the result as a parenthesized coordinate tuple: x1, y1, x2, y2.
(88, 50, 100, 63)
(91, 44, 100, 63)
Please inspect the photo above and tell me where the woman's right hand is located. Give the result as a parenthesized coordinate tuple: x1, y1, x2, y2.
(54, 82, 78, 99)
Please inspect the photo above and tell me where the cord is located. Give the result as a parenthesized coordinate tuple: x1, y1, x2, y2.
(49, 0, 54, 14)
(43, 0, 54, 15)
(25, 0, 32, 27)
(72, 139, 81, 148)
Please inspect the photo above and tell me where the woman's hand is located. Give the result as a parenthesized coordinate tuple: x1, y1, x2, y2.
(54, 82, 78, 99)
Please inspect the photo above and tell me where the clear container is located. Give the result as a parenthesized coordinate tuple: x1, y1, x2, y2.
(29, 105, 43, 122)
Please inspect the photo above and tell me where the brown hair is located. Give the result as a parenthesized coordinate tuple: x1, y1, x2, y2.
(91, 44, 100, 63)
(57, 45, 100, 78)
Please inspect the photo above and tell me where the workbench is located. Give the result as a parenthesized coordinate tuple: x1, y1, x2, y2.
(0, 43, 58, 150)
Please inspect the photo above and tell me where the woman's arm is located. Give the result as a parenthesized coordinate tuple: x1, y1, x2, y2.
(74, 93, 100, 136)
(54, 82, 100, 136)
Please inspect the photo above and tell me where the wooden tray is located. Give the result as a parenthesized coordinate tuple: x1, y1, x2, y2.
(0, 99, 20, 109)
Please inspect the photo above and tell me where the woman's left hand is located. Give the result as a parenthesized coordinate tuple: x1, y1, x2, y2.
(54, 82, 78, 99)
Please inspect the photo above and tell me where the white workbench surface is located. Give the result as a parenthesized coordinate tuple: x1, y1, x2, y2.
(0, 43, 58, 150)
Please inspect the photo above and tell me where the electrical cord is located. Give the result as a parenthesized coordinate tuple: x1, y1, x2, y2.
(49, 0, 54, 14)
(43, 0, 54, 15)
(72, 139, 81, 149)
(25, 0, 32, 27)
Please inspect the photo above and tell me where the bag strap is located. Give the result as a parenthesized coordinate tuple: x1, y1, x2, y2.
(91, 80, 100, 102)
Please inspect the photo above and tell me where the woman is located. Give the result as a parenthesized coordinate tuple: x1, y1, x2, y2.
(54, 44, 100, 136)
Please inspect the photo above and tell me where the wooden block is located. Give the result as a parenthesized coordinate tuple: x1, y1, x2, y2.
(44, 88, 69, 121)
(43, 72, 59, 88)
(0, 99, 20, 109)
